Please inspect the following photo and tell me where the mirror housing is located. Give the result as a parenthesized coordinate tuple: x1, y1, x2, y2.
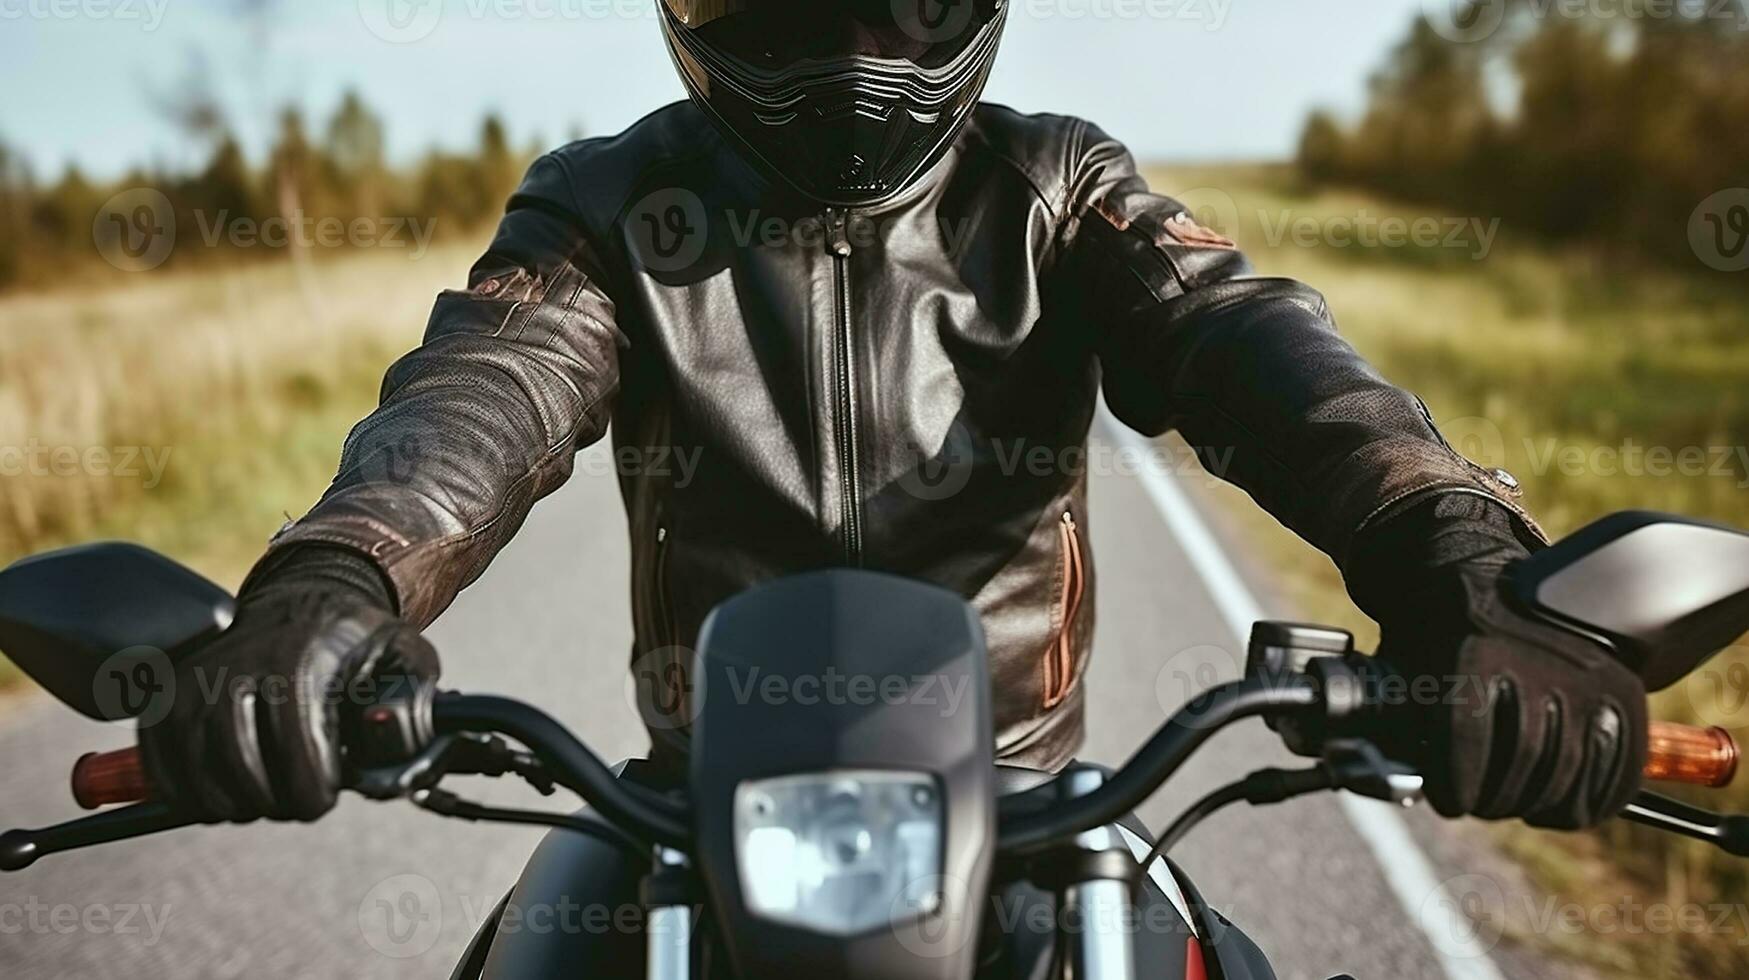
(1510, 511, 1749, 691)
(0, 543, 234, 720)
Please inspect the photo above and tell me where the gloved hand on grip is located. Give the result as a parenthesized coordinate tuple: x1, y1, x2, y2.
(1347, 493, 1648, 829)
(140, 546, 439, 823)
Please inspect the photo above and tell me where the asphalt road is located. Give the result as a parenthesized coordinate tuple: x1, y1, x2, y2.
(0, 431, 1585, 980)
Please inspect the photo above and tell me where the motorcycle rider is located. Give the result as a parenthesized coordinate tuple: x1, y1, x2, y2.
(143, 0, 1646, 845)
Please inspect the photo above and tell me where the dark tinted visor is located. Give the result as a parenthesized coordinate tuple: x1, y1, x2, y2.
(663, 0, 990, 69)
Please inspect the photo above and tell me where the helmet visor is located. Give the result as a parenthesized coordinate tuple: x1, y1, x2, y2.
(662, 0, 993, 70)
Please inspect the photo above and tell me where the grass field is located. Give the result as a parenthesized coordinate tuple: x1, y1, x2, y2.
(1147, 164, 1749, 978)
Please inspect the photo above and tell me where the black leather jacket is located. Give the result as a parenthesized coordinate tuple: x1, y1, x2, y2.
(260, 102, 1534, 769)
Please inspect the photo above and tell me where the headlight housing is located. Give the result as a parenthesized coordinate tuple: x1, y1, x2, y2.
(733, 770, 943, 936)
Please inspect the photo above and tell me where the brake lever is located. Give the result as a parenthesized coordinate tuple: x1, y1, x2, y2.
(1621, 791, 1749, 857)
(350, 734, 460, 801)
(350, 732, 560, 801)
(1321, 739, 1424, 806)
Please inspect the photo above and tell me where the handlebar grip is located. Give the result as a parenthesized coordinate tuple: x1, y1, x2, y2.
(1645, 721, 1739, 788)
(71, 748, 149, 810)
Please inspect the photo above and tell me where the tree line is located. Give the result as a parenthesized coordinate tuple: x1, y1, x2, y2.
(0, 91, 536, 291)
(1297, 0, 1749, 271)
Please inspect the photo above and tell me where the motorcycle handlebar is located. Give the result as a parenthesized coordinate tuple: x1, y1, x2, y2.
(55, 696, 1744, 845)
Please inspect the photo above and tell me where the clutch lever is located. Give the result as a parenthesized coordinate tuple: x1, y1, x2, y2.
(0, 802, 197, 872)
(1621, 792, 1749, 857)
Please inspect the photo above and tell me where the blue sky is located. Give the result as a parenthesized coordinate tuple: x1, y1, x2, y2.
(0, 0, 1434, 179)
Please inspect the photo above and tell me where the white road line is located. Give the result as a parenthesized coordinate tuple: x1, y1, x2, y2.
(1099, 410, 1506, 980)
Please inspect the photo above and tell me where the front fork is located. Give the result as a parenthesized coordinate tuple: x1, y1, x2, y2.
(646, 846, 694, 980)
(1051, 768, 1144, 980)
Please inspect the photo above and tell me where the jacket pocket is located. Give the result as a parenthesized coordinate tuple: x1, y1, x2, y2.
(1042, 510, 1086, 710)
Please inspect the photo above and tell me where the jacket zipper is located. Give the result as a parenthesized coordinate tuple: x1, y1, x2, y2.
(1042, 510, 1086, 710)
(651, 525, 685, 718)
(826, 208, 864, 564)
(653, 525, 675, 646)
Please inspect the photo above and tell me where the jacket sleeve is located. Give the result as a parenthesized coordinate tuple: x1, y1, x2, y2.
(253, 153, 626, 627)
(1056, 121, 1538, 576)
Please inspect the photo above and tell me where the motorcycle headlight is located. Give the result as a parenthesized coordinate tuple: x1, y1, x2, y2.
(733, 770, 943, 936)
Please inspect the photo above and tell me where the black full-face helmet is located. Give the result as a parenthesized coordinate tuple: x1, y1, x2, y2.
(659, 0, 1009, 207)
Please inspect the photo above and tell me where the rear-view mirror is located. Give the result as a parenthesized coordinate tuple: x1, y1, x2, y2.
(0, 543, 234, 720)
(1510, 511, 1749, 691)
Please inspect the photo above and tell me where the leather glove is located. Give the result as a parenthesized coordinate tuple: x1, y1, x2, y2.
(1347, 493, 1647, 829)
(140, 546, 439, 822)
